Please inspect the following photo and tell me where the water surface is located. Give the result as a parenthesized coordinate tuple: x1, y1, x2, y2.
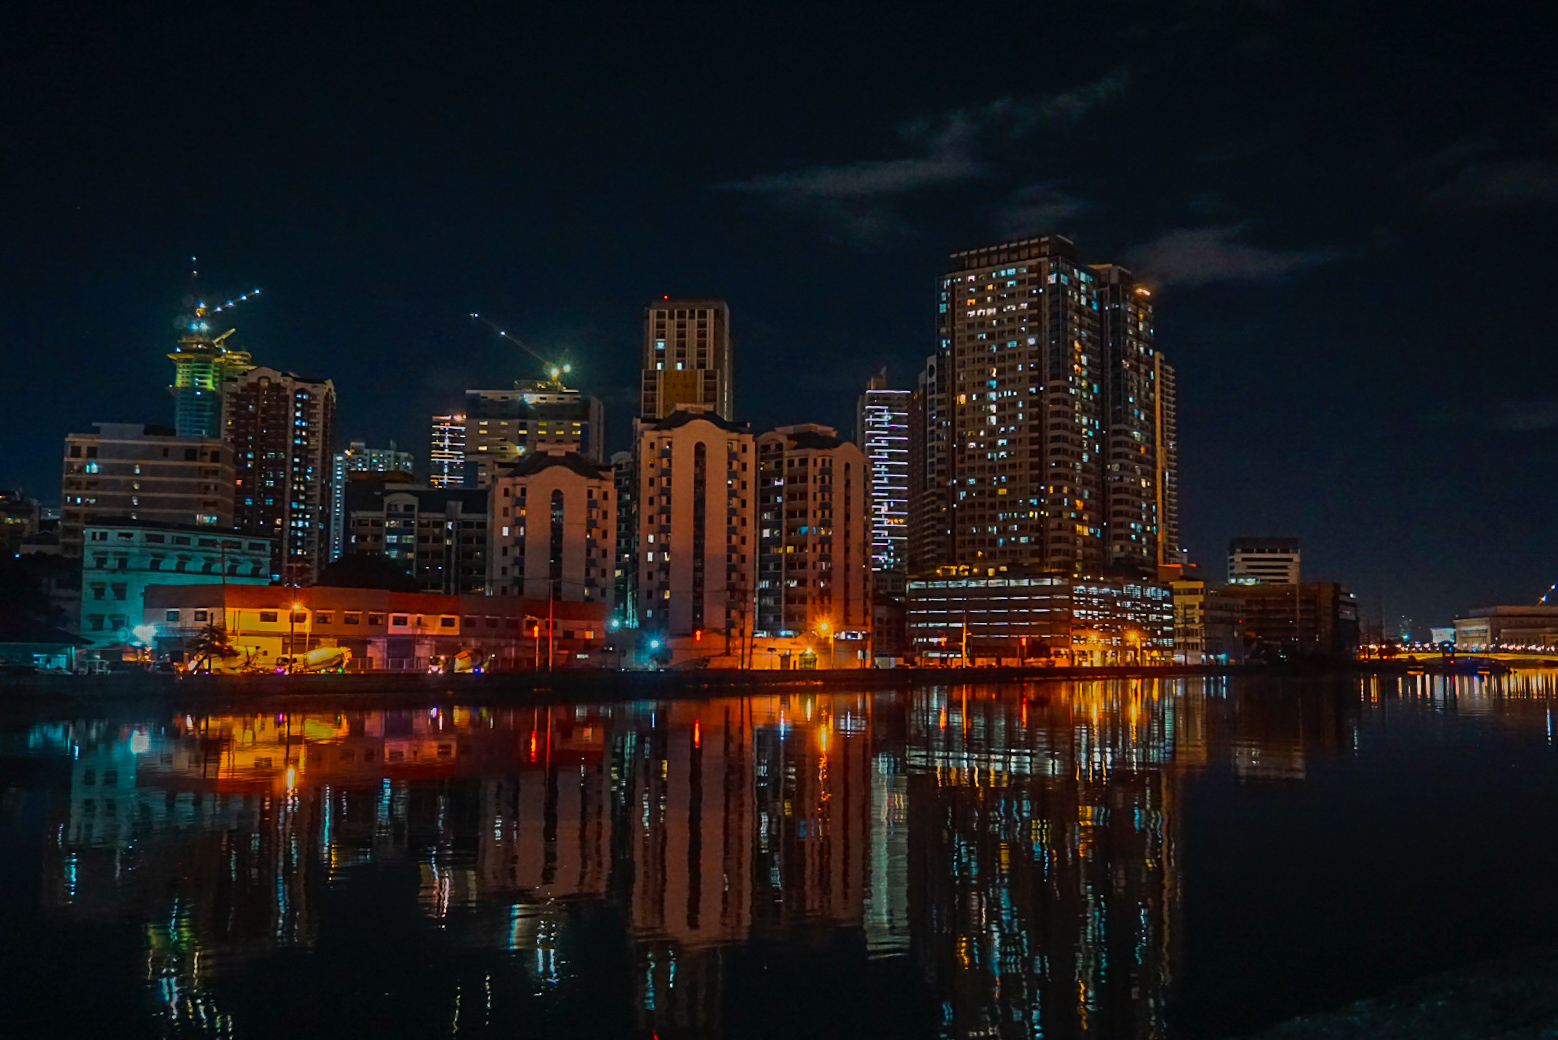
(4, 674, 1558, 1038)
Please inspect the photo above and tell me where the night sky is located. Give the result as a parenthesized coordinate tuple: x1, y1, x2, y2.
(4, 0, 1555, 631)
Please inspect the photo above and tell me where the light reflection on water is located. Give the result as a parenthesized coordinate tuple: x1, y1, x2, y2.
(5, 673, 1558, 1038)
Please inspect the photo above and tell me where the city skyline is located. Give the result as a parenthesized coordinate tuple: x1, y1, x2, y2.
(4, 0, 1554, 627)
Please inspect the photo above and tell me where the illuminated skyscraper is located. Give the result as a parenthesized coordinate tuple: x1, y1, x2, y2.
(911, 236, 1178, 577)
(640, 299, 732, 421)
(166, 295, 256, 438)
(328, 440, 414, 562)
(856, 370, 910, 594)
(225, 366, 336, 585)
(1094, 263, 1179, 569)
(906, 352, 950, 573)
(428, 413, 466, 488)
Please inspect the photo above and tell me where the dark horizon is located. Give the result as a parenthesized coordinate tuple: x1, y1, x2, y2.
(5, 0, 1555, 630)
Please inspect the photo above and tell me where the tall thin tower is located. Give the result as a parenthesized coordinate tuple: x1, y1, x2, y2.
(856, 369, 910, 595)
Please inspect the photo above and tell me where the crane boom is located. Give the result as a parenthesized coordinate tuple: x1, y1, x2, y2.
(469, 312, 574, 389)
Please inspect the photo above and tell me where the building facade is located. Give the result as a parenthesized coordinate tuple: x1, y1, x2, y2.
(460, 382, 605, 488)
(1452, 606, 1558, 648)
(344, 482, 489, 595)
(61, 424, 234, 559)
(755, 424, 870, 640)
(640, 299, 732, 421)
(633, 408, 755, 652)
(142, 584, 610, 671)
(488, 451, 615, 610)
(429, 413, 467, 488)
(910, 236, 1177, 578)
(329, 440, 414, 562)
(225, 366, 336, 585)
(856, 370, 910, 597)
(906, 570, 1173, 665)
(1169, 579, 1245, 665)
(1236, 581, 1358, 659)
(1228, 537, 1301, 585)
(79, 521, 271, 641)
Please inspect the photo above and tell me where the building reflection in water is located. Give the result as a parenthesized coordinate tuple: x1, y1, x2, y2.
(27, 678, 1366, 1038)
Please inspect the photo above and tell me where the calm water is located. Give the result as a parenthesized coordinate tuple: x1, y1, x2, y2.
(5, 674, 1558, 1039)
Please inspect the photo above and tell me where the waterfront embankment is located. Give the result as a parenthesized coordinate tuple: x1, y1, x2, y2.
(0, 660, 1432, 709)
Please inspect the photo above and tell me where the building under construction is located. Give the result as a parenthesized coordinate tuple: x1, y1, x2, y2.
(166, 290, 259, 438)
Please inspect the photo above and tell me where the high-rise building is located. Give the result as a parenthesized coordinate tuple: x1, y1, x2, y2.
(906, 352, 950, 573)
(225, 367, 336, 585)
(488, 451, 615, 608)
(1158, 360, 1181, 565)
(166, 294, 257, 439)
(429, 414, 467, 488)
(344, 481, 489, 595)
(640, 299, 732, 421)
(1094, 264, 1175, 571)
(755, 424, 870, 639)
(856, 370, 910, 595)
(610, 449, 638, 627)
(328, 441, 414, 562)
(632, 407, 754, 647)
(60, 424, 235, 558)
(909, 236, 1178, 578)
(459, 382, 604, 489)
(1228, 537, 1301, 585)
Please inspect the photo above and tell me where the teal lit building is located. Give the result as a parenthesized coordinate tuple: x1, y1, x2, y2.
(167, 294, 257, 438)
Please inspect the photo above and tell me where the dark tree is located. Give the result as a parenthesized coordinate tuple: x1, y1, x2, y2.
(185, 622, 237, 672)
(0, 555, 70, 638)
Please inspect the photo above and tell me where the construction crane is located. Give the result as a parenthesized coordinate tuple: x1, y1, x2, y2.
(470, 312, 573, 390)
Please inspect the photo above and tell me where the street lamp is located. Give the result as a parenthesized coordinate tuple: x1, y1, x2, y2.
(524, 615, 542, 670)
(817, 620, 835, 670)
(287, 602, 305, 674)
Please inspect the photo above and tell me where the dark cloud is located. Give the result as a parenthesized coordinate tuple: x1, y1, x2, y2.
(1427, 157, 1558, 211)
(1124, 224, 1337, 287)
(716, 70, 1129, 249)
(994, 184, 1087, 238)
(898, 68, 1131, 146)
(717, 151, 982, 201)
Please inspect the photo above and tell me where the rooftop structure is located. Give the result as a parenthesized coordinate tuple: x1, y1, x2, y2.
(1228, 537, 1301, 585)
